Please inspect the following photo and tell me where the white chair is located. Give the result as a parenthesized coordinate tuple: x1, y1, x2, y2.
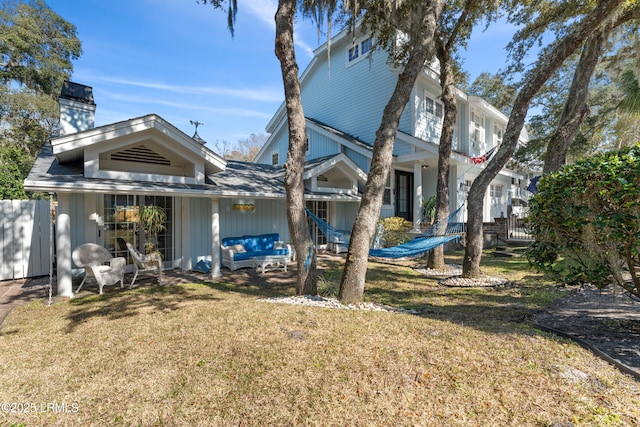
(126, 243, 163, 287)
(72, 243, 126, 295)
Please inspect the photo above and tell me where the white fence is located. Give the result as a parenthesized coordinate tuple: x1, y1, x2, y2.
(0, 200, 52, 280)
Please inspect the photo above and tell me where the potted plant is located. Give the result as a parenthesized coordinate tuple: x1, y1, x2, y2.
(421, 195, 437, 229)
(139, 205, 166, 258)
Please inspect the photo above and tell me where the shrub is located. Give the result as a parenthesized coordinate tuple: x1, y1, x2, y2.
(379, 216, 413, 247)
(317, 273, 339, 298)
(421, 195, 437, 225)
(526, 144, 640, 297)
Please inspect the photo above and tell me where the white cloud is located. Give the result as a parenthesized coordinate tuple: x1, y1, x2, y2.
(243, 0, 277, 29)
(83, 75, 282, 103)
(243, 0, 315, 59)
(101, 90, 273, 119)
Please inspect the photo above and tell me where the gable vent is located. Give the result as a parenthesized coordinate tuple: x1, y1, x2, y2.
(317, 174, 329, 182)
(110, 145, 171, 166)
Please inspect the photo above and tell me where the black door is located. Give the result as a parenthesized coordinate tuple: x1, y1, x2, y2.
(394, 170, 413, 221)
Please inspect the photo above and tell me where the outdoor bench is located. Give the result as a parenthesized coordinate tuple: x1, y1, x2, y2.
(221, 233, 292, 271)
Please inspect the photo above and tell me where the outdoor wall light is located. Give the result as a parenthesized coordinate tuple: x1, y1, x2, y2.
(233, 203, 255, 212)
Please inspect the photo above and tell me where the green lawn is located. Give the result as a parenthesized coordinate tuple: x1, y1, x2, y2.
(1, 251, 639, 426)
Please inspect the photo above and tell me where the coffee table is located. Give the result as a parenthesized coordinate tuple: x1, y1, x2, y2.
(253, 254, 289, 274)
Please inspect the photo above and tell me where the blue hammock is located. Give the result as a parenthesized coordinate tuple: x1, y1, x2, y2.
(306, 205, 465, 259)
(305, 209, 351, 244)
(368, 234, 461, 259)
(369, 205, 466, 259)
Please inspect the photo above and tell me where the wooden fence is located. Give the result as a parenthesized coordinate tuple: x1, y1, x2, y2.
(0, 200, 52, 280)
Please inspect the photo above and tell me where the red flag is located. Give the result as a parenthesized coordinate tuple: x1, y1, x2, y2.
(471, 147, 496, 164)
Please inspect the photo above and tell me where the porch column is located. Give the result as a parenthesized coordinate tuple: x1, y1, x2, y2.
(413, 163, 423, 231)
(210, 198, 221, 278)
(56, 193, 73, 297)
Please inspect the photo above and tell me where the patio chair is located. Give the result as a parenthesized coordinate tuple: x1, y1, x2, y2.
(126, 243, 163, 287)
(72, 243, 126, 295)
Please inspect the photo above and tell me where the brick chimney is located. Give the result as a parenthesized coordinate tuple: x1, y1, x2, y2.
(58, 81, 96, 136)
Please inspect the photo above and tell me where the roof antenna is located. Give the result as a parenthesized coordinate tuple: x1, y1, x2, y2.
(190, 120, 204, 138)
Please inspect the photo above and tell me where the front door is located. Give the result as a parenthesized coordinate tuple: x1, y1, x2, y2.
(395, 170, 413, 221)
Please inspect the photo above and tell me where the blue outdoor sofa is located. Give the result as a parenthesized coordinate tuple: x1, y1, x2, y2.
(220, 233, 292, 271)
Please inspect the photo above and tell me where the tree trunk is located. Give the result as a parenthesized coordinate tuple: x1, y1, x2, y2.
(427, 39, 456, 270)
(339, 0, 443, 304)
(462, 0, 626, 278)
(543, 31, 604, 174)
(275, 0, 316, 295)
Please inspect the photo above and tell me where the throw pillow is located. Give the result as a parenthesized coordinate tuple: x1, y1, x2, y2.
(232, 244, 246, 253)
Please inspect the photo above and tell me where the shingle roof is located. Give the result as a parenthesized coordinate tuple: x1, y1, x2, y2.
(24, 144, 360, 201)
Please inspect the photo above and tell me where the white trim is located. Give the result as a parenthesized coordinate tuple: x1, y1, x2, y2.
(56, 193, 73, 297)
(51, 114, 226, 174)
(346, 36, 374, 67)
(210, 199, 221, 278)
(303, 153, 367, 183)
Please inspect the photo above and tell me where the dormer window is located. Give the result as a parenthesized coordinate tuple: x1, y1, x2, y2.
(348, 45, 359, 62)
(361, 37, 373, 55)
(348, 36, 373, 65)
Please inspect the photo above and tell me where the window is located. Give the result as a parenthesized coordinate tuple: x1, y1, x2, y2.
(494, 125, 504, 144)
(361, 37, 373, 55)
(103, 194, 173, 264)
(383, 174, 392, 205)
(490, 184, 503, 198)
(471, 110, 484, 147)
(348, 36, 374, 64)
(271, 152, 279, 166)
(424, 93, 443, 121)
(425, 97, 434, 115)
(348, 44, 359, 62)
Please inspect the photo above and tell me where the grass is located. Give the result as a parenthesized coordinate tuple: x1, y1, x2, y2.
(1, 250, 639, 426)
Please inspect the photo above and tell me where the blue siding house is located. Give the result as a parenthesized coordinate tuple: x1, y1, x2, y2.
(256, 25, 531, 231)
(24, 82, 365, 296)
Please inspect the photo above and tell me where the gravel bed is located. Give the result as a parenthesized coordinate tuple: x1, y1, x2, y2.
(257, 294, 418, 314)
(413, 263, 462, 276)
(439, 276, 510, 287)
(413, 263, 509, 287)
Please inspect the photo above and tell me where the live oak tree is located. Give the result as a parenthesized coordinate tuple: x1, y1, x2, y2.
(494, 0, 640, 172)
(0, 0, 81, 199)
(201, 0, 342, 295)
(462, 0, 630, 278)
(542, 7, 640, 174)
(467, 72, 516, 115)
(427, 0, 497, 270)
(275, 0, 317, 295)
(339, 0, 444, 303)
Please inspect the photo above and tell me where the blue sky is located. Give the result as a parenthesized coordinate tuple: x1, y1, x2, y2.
(46, 0, 516, 150)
